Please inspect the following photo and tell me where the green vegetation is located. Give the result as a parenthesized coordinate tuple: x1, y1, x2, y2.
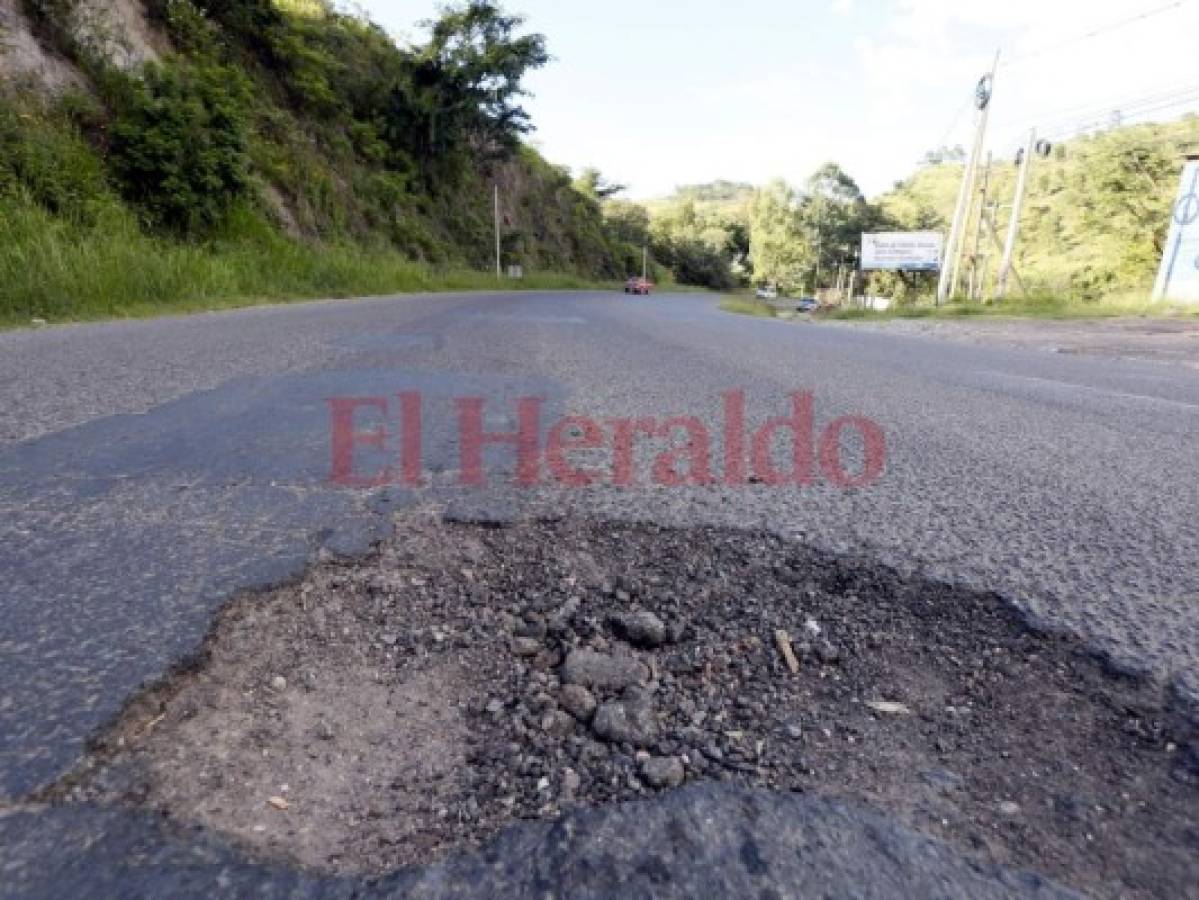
(0, 0, 634, 324)
(0, 193, 606, 327)
(825, 295, 1199, 321)
(878, 117, 1199, 305)
(651, 119, 1199, 314)
(718, 295, 777, 319)
(5, 0, 1197, 324)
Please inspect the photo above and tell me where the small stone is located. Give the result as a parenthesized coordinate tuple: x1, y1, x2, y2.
(816, 640, 841, 665)
(592, 689, 658, 747)
(541, 710, 575, 736)
(665, 620, 688, 644)
(561, 768, 581, 799)
(610, 611, 668, 648)
(560, 685, 597, 722)
(866, 700, 912, 716)
(267, 796, 290, 811)
(920, 769, 965, 792)
(270, 676, 287, 692)
(514, 615, 547, 640)
(562, 649, 648, 691)
(315, 720, 336, 741)
(998, 801, 1021, 816)
(512, 637, 542, 657)
(485, 698, 505, 715)
(640, 756, 686, 789)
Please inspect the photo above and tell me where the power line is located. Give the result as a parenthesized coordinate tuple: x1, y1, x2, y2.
(933, 95, 974, 151)
(1001, 0, 1193, 68)
(1038, 91, 1199, 138)
(1039, 94, 1199, 142)
(994, 80, 1199, 131)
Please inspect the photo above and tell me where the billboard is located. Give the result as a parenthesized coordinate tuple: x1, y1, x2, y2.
(1153, 159, 1199, 303)
(861, 232, 943, 272)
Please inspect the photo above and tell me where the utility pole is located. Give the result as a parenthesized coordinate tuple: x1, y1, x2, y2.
(968, 152, 993, 301)
(997, 129, 1036, 299)
(938, 51, 1000, 305)
(494, 184, 502, 279)
(642, 245, 648, 280)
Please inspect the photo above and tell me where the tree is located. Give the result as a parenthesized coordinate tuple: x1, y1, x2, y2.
(575, 167, 626, 200)
(380, 1, 548, 175)
(420, 0, 548, 152)
(748, 180, 809, 291)
(797, 163, 877, 284)
(603, 199, 650, 246)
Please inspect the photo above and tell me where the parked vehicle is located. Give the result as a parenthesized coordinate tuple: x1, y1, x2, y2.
(624, 277, 653, 295)
(796, 297, 819, 312)
(755, 285, 779, 300)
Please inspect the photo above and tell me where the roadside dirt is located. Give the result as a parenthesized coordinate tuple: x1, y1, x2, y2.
(61, 517, 1198, 898)
(835, 316, 1199, 369)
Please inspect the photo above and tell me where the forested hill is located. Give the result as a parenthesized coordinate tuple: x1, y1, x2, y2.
(880, 117, 1199, 300)
(0, 0, 645, 322)
(631, 119, 1199, 303)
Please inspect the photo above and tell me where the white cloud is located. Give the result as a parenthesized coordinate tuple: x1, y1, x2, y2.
(848, 0, 1199, 192)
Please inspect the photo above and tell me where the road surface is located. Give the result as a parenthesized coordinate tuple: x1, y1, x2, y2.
(1, 290, 1196, 895)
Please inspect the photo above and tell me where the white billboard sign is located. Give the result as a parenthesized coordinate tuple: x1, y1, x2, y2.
(861, 232, 943, 272)
(1153, 159, 1199, 303)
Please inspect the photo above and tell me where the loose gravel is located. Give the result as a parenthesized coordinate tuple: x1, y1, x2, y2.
(61, 518, 1199, 898)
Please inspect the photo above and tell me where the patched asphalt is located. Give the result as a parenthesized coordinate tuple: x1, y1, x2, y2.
(1, 291, 1196, 895)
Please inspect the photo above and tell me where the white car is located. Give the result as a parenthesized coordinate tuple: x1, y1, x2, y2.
(755, 286, 778, 300)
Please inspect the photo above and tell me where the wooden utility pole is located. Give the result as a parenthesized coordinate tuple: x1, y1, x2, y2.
(642, 245, 648, 280)
(938, 52, 1000, 305)
(997, 129, 1037, 299)
(968, 152, 993, 300)
(494, 184, 502, 279)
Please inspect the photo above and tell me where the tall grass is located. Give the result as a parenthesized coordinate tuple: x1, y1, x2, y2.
(0, 198, 610, 327)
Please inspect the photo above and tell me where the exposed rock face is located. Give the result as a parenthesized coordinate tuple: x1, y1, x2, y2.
(0, 0, 86, 90)
(0, 0, 167, 91)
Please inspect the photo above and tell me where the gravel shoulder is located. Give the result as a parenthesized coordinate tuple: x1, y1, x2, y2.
(824, 316, 1199, 369)
(56, 517, 1199, 898)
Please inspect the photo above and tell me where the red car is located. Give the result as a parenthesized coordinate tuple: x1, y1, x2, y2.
(624, 277, 653, 295)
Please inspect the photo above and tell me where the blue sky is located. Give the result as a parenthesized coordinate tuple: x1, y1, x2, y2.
(359, 1, 1199, 198)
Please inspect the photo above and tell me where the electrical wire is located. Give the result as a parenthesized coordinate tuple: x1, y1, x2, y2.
(1000, 0, 1193, 68)
(995, 80, 1199, 131)
(1039, 93, 1199, 142)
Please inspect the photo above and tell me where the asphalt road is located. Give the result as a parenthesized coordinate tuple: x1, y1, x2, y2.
(1, 290, 1196, 895)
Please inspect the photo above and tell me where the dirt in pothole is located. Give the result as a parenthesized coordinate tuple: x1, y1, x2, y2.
(60, 517, 1198, 898)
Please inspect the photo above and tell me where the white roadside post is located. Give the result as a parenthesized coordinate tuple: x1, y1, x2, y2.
(1153, 155, 1199, 303)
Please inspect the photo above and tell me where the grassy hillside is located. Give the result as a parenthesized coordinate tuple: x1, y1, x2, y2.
(0, 0, 633, 325)
(879, 117, 1199, 302)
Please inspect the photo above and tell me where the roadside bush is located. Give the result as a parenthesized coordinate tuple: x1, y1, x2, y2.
(0, 93, 115, 225)
(108, 61, 251, 233)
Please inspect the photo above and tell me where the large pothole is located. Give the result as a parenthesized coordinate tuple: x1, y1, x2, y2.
(58, 517, 1197, 898)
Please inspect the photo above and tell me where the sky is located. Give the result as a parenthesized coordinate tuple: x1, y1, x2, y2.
(358, 0, 1199, 199)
